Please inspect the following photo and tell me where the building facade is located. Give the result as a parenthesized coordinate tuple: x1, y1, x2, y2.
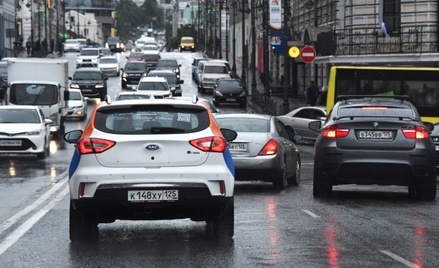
(0, 0, 17, 58)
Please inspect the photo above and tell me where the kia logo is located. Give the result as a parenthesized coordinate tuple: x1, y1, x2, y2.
(145, 144, 160, 151)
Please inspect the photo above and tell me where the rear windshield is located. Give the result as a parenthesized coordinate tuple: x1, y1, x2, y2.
(137, 81, 168, 91)
(80, 49, 99, 56)
(94, 105, 209, 134)
(216, 117, 269, 132)
(337, 105, 415, 119)
(99, 58, 118, 64)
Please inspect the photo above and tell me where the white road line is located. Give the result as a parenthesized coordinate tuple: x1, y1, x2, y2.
(0, 186, 69, 256)
(380, 250, 421, 268)
(301, 209, 320, 218)
(0, 175, 68, 235)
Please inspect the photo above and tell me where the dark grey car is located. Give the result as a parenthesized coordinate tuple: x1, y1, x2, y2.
(310, 95, 436, 200)
(147, 70, 184, 96)
(213, 78, 246, 108)
(69, 68, 108, 101)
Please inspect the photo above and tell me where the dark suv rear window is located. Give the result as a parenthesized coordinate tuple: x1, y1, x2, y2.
(337, 105, 415, 118)
(94, 105, 210, 134)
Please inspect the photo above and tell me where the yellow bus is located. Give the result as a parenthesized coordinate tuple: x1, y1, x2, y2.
(326, 66, 439, 123)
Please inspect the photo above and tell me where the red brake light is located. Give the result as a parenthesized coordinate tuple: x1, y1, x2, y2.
(322, 125, 350, 138)
(77, 138, 116, 154)
(258, 139, 278, 156)
(362, 106, 387, 110)
(189, 136, 227, 152)
(402, 125, 430, 140)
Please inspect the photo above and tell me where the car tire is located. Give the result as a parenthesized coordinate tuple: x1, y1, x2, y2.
(313, 168, 332, 198)
(36, 140, 49, 160)
(69, 201, 98, 243)
(273, 160, 287, 190)
(206, 197, 234, 242)
(415, 176, 437, 201)
(288, 158, 301, 186)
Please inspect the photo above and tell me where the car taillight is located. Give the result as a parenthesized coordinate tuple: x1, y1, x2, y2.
(77, 138, 116, 154)
(322, 125, 350, 138)
(402, 125, 430, 140)
(189, 136, 227, 152)
(258, 139, 278, 156)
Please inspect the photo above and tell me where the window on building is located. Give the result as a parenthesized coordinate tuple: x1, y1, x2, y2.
(383, 0, 401, 36)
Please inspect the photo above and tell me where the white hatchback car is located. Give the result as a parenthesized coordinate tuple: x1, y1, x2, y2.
(133, 76, 172, 98)
(63, 97, 237, 242)
(66, 89, 88, 121)
(63, 39, 81, 52)
(0, 105, 52, 159)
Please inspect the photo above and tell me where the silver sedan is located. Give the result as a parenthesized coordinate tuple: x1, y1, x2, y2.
(215, 113, 302, 190)
(277, 106, 326, 141)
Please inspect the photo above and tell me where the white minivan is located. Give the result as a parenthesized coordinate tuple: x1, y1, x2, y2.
(199, 61, 231, 93)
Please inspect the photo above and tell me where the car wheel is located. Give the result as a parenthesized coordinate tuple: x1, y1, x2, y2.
(36, 140, 49, 160)
(273, 160, 287, 190)
(69, 201, 98, 243)
(206, 197, 234, 242)
(415, 176, 437, 201)
(313, 167, 332, 198)
(288, 158, 301, 186)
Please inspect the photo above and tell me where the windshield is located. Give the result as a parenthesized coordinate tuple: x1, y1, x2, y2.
(80, 49, 99, 56)
(219, 80, 241, 88)
(65, 40, 78, 44)
(69, 91, 82, 100)
(73, 71, 102, 80)
(204, 65, 228, 74)
(142, 54, 160, 61)
(99, 58, 118, 64)
(157, 60, 177, 67)
(9, 84, 58, 105)
(0, 109, 41, 123)
(143, 46, 158, 51)
(128, 53, 143, 59)
(0, 65, 6, 75)
(125, 63, 146, 71)
(137, 82, 169, 91)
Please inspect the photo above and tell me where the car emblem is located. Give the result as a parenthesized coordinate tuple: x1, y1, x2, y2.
(373, 122, 379, 128)
(145, 144, 160, 151)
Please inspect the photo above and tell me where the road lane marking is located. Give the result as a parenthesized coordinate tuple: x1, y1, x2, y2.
(380, 250, 421, 268)
(301, 209, 320, 218)
(0, 186, 69, 256)
(0, 175, 68, 235)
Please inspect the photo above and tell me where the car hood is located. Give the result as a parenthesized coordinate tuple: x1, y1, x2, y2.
(0, 123, 43, 134)
(67, 100, 84, 108)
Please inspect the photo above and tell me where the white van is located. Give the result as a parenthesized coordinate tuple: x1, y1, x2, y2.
(199, 61, 231, 93)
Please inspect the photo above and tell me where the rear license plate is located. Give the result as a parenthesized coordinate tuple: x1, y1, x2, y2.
(229, 143, 247, 151)
(358, 131, 392, 139)
(0, 140, 22, 146)
(128, 190, 178, 202)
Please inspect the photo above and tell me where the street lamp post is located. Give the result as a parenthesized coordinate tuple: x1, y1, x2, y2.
(218, 0, 222, 59)
(231, 0, 236, 76)
(282, 0, 290, 114)
(250, 1, 256, 95)
(241, 0, 249, 92)
(263, 0, 270, 95)
(225, 1, 229, 61)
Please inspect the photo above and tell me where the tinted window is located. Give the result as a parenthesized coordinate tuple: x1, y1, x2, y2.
(218, 80, 241, 88)
(157, 60, 178, 67)
(125, 63, 146, 71)
(74, 71, 102, 80)
(337, 105, 415, 118)
(138, 82, 169, 91)
(94, 105, 209, 134)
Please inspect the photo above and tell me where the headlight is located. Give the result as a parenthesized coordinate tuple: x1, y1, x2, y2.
(70, 83, 79, 88)
(105, 43, 109, 48)
(95, 83, 104, 88)
(91, 58, 98, 63)
(123, 73, 128, 78)
(26, 129, 42, 136)
(117, 43, 120, 48)
(49, 113, 58, 124)
(215, 91, 223, 97)
(76, 59, 83, 63)
(239, 92, 247, 97)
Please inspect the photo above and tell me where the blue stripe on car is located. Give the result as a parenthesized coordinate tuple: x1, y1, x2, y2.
(223, 148, 235, 177)
(68, 149, 81, 179)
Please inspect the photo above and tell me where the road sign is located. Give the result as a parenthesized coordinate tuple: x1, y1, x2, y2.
(300, 46, 316, 63)
(289, 46, 300, 58)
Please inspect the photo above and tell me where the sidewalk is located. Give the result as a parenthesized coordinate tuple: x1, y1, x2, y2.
(207, 50, 307, 115)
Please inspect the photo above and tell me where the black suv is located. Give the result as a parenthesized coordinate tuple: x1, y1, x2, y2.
(147, 69, 184, 96)
(105, 36, 124, 53)
(310, 95, 436, 200)
(69, 67, 108, 101)
(121, 61, 148, 89)
(154, 59, 181, 77)
(213, 78, 246, 108)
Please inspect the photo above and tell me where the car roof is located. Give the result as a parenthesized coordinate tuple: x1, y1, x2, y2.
(215, 113, 272, 120)
(74, 67, 102, 72)
(99, 56, 117, 60)
(139, 76, 168, 82)
(106, 96, 207, 108)
(148, 70, 176, 75)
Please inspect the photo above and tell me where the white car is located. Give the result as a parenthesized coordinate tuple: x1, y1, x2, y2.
(0, 105, 52, 159)
(63, 39, 81, 52)
(63, 97, 237, 242)
(76, 48, 100, 68)
(133, 76, 172, 98)
(66, 89, 88, 121)
(142, 44, 160, 55)
(98, 56, 120, 76)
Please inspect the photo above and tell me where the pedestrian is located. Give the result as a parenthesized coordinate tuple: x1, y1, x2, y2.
(57, 38, 64, 56)
(26, 41, 31, 56)
(260, 71, 271, 86)
(50, 39, 55, 54)
(306, 81, 319, 106)
(13, 42, 20, 57)
(42, 38, 48, 55)
(35, 39, 41, 56)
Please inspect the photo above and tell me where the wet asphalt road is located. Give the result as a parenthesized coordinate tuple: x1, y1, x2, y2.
(0, 51, 438, 268)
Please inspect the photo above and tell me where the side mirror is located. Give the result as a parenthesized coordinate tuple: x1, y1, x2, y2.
(64, 129, 83, 144)
(309, 120, 322, 131)
(180, 80, 184, 84)
(220, 128, 238, 142)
